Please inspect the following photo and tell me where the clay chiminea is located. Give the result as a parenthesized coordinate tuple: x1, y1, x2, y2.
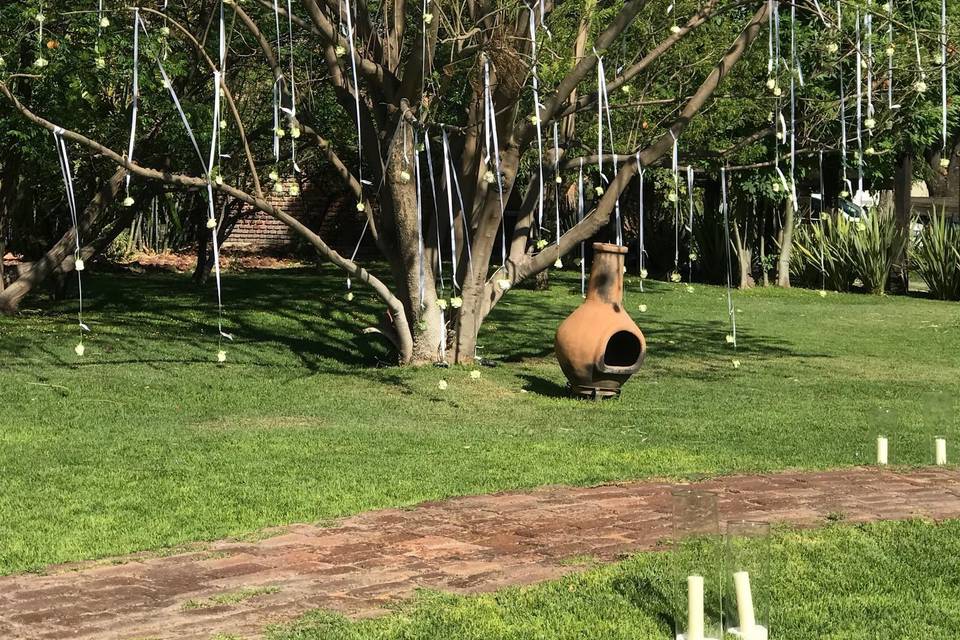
(555, 242, 646, 398)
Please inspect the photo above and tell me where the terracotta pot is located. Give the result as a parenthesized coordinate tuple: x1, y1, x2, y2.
(555, 242, 646, 398)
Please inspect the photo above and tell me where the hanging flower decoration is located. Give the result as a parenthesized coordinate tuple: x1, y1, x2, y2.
(217, 350, 227, 363)
(535, 239, 548, 250)
(939, 158, 951, 169)
(766, 78, 776, 90)
(594, 186, 604, 196)
(160, 26, 170, 37)
(826, 43, 839, 54)
(423, 12, 434, 24)
(356, 201, 366, 212)
(436, 298, 448, 310)
(864, 118, 876, 130)
(122, 196, 135, 207)
(345, 291, 354, 302)
(865, 147, 876, 156)
(335, 45, 347, 57)
(496, 279, 511, 291)
(269, 169, 280, 182)
(886, 44, 895, 57)
(450, 296, 463, 308)
(273, 182, 284, 193)
(689, 252, 698, 261)
(290, 126, 301, 139)
(670, 25, 681, 34)
(470, 370, 481, 379)
(725, 334, 735, 344)
(99, 16, 110, 28)
(554, 258, 563, 269)
(34, 57, 49, 68)
(555, 175, 562, 184)
(74, 343, 85, 357)
(914, 80, 927, 93)
(437, 379, 448, 390)
(840, 190, 850, 198)
(483, 170, 496, 184)
(773, 86, 782, 97)
(206, 218, 217, 229)
(638, 304, 648, 312)
(74, 258, 85, 272)
(670, 271, 682, 283)
(819, 289, 828, 298)
(289, 183, 301, 196)
(399, 169, 412, 184)
(220, 119, 228, 130)
(667, 191, 678, 203)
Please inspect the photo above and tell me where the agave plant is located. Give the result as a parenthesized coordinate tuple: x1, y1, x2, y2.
(847, 209, 908, 295)
(912, 210, 960, 301)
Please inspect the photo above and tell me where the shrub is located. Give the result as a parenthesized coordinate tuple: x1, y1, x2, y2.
(912, 210, 960, 301)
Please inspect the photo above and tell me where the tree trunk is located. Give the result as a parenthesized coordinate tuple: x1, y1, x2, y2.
(776, 200, 794, 288)
(0, 168, 126, 314)
(891, 148, 913, 293)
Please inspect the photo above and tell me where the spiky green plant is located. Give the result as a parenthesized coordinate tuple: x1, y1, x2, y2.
(847, 209, 908, 295)
(912, 210, 960, 301)
(791, 214, 857, 292)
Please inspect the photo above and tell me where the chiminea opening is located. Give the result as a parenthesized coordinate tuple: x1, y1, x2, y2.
(602, 330, 643, 368)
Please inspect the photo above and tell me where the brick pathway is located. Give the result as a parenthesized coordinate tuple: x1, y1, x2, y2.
(3, 467, 960, 639)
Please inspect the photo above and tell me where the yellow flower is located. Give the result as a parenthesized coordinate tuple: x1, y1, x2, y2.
(437, 379, 448, 390)
(640, 268, 648, 279)
(914, 80, 927, 93)
(269, 169, 280, 181)
(214, 174, 224, 185)
(335, 45, 346, 57)
(290, 126, 301, 139)
(689, 252, 698, 261)
(160, 26, 170, 37)
(74, 342, 85, 357)
(436, 298, 448, 310)
(638, 304, 648, 312)
(553, 258, 563, 269)
(75, 258, 85, 272)
(819, 289, 828, 298)
(99, 16, 110, 28)
(470, 369, 481, 379)
(275, 127, 286, 138)
(273, 182, 284, 193)
(34, 57, 49, 68)
(725, 334, 735, 344)
(864, 118, 876, 129)
(217, 350, 227, 363)
(670, 25, 681, 34)
(826, 43, 839, 54)
(667, 192, 678, 203)
(496, 279, 511, 291)
(766, 78, 776, 90)
(939, 158, 950, 169)
(773, 86, 782, 97)
(423, 12, 434, 24)
(399, 170, 411, 184)
(483, 170, 496, 184)
(450, 296, 463, 308)
(732, 359, 741, 369)
(345, 291, 354, 302)
(886, 45, 895, 57)
(206, 218, 217, 229)
(670, 271, 682, 283)
(535, 239, 548, 250)
(594, 186, 604, 196)
(289, 184, 300, 196)
(555, 176, 562, 184)
(122, 196, 135, 207)
(356, 201, 366, 212)
(220, 119, 228, 130)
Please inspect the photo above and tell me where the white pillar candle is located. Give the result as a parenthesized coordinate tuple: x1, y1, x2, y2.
(936, 438, 947, 465)
(687, 575, 705, 640)
(876, 436, 888, 465)
(733, 571, 756, 634)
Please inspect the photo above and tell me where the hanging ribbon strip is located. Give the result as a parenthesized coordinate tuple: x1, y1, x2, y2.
(440, 132, 460, 290)
(285, 0, 298, 172)
(578, 158, 585, 297)
(529, 9, 545, 231)
(272, 0, 283, 162)
(424, 136, 444, 293)
(865, 1, 874, 140)
(344, 0, 368, 195)
(443, 130, 471, 271)
(818, 150, 827, 291)
(345, 218, 369, 291)
(53, 128, 91, 347)
(598, 60, 622, 245)
(686, 166, 694, 281)
(720, 167, 737, 348)
(483, 59, 507, 268)
(838, 0, 848, 190)
(636, 151, 645, 293)
(888, 1, 895, 109)
(940, 0, 948, 151)
(855, 10, 864, 195)
(789, 0, 798, 212)
(552, 121, 561, 260)
(413, 131, 426, 308)
(207, 70, 232, 345)
(125, 8, 140, 198)
(671, 132, 680, 274)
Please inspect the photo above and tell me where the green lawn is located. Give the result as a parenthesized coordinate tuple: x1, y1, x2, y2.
(0, 266, 958, 574)
(269, 520, 960, 640)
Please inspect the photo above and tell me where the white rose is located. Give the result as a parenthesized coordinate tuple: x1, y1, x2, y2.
(217, 350, 227, 363)
(75, 343, 85, 357)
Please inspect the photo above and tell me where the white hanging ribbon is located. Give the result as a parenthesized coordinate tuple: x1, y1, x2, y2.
(940, 0, 948, 150)
(855, 10, 864, 194)
(483, 59, 507, 267)
(866, 2, 874, 124)
(344, 0, 368, 191)
(598, 59, 622, 245)
(414, 132, 426, 308)
(636, 151, 645, 293)
(285, 0, 298, 171)
(207, 70, 232, 343)
(888, 1, 895, 109)
(552, 121, 561, 254)
(441, 132, 460, 290)
(345, 218, 369, 290)
(686, 165, 694, 281)
(578, 158, 585, 297)
(529, 10, 545, 230)
(838, 0, 848, 185)
(53, 128, 90, 337)
(720, 167, 737, 348)
(790, 0, 797, 214)
(670, 131, 680, 272)
(424, 135, 443, 292)
(125, 8, 140, 196)
(443, 130, 471, 271)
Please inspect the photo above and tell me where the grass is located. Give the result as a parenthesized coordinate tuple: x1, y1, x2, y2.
(0, 266, 958, 574)
(182, 585, 280, 610)
(267, 520, 960, 640)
